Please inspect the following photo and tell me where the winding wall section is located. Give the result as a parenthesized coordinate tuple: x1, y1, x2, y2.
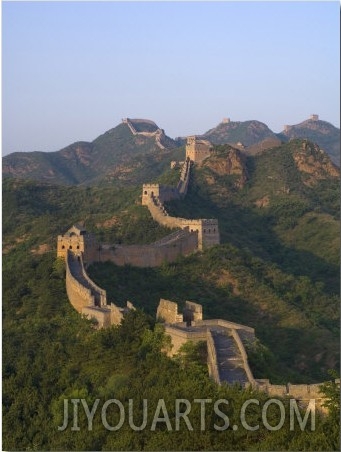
(57, 145, 338, 410)
(142, 158, 220, 250)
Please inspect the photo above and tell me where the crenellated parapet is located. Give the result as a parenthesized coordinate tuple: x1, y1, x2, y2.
(156, 299, 184, 323)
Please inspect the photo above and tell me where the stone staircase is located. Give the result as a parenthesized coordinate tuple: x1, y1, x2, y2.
(211, 329, 249, 386)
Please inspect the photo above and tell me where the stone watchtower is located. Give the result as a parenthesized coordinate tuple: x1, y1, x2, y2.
(57, 224, 99, 264)
(186, 136, 212, 164)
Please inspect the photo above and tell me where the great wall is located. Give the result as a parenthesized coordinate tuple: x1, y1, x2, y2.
(57, 123, 338, 410)
(122, 118, 168, 149)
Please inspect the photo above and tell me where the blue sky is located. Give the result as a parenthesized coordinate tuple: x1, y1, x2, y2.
(2, 1, 340, 155)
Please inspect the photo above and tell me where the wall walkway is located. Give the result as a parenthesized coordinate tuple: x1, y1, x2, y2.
(211, 329, 249, 386)
(162, 314, 255, 388)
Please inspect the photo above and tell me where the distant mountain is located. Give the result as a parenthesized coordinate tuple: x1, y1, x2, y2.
(2, 119, 182, 186)
(202, 119, 278, 148)
(201, 117, 339, 164)
(277, 117, 340, 165)
(3, 116, 339, 186)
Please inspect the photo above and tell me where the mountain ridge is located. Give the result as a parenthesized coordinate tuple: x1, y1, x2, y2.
(3, 116, 339, 185)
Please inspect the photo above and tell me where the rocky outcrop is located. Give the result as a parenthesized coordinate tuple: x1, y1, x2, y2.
(292, 141, 339, 186)
(203, 148, 248, 188)
(280, 118, 340, 165)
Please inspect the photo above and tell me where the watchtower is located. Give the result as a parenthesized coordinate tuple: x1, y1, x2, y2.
(57, 224, 98, 264)
(142, 184, 160, 205)
(186, 136, 212, 164)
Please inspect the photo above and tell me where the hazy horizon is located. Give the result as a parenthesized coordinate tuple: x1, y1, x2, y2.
(3, 1, 340, 156)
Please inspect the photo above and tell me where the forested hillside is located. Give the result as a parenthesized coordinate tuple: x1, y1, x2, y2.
(2, 138, 340, 450)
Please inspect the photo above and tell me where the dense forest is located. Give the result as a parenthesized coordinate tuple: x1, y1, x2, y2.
(2, 140, 340, 450)
(2, 252, 340, 450)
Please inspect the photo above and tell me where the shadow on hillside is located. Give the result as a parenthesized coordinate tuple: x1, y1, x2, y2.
(87, 259, 338, 384)
(166, 186, 339, 294)
(256, 324, 340, 384)
(219, 203, 339, 295)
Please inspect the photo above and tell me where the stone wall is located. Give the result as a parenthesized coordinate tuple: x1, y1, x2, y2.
(122, 118, 167, 149)
(157, 299, 184, 323)
(163, 324, 208, 356)
(176, 158, 192, 196)
(60, 134, 219, 325)
(78, 254, 107, 306)
(207, 330, 220, 384)
(254, 379, 339, 413)
(62, 229, 338, 412)
(158, 300, 336, 412)
(82, 306, 112, 328)
(109, 303, 125, 325)
(98, 229, 198, 267)
(192, 318, 255, 334)
(145, 198, 220, 250)
(65, 252, 95, 312)
(142, 157, 220, 250)
(64, 249, 132, 327)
